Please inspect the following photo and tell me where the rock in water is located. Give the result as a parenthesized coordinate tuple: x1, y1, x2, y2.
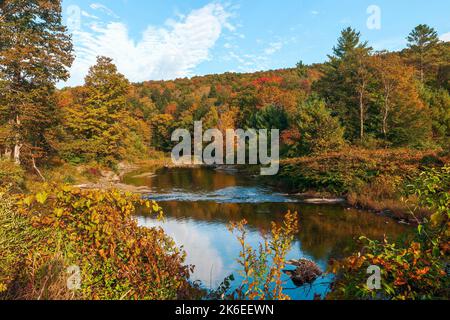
(283, 259, 323, 287)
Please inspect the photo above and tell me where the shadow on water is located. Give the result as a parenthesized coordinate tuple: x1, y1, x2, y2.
(125, 167, 410, 300)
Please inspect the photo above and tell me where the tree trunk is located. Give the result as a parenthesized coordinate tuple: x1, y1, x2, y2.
(382, 90, 390, 138)
(14, 115, 21, 164)
(420, 52, 424, 83)
(4, 147, 12, 159)
(14, 143, 22, 164)
(359, 86, 365, 141)
(31, 156, 46, 182)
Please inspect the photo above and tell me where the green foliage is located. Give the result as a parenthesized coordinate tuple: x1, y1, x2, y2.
(247, 104, 289, 131)
(332, 27, 369, 59)
(295, 61, 308, 79)
(289, 97, 346, 156)
(315, 28, 372, 142)
(422, 87, 450, 147)
(406, 24, 440, 83)
(151, 114, 175, 152)
(408, 165, 450, 239)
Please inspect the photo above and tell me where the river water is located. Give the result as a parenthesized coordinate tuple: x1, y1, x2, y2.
(124, 166, 408, 300)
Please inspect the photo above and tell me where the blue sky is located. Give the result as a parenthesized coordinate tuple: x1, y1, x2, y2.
(61, 0, 450, 87)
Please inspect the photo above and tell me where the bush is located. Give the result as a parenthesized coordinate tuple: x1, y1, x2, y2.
(2, 185, 197, 300)
(278, 148, 444, 204)
(328, 166, 450, 300)
(0, 159, 24, 190)
(227, 211, 299, 300)
(0, 187, 64, 299)
(287, 97, 346, 156)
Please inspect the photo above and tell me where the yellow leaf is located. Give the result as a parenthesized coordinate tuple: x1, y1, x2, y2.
(36, 192, 48, 204)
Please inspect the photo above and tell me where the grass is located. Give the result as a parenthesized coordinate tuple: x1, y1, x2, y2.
(276, 147, 448, 220)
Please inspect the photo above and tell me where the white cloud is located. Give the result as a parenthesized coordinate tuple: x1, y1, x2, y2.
(81, 10, 99, 20)
(138, 217, 225, 288)
(440, 32, 450, 42)
(64, 2, 234, 87)
(264, 41, 283, 55)
(89, 3, 119, 18)
(311, 10, 319, 15)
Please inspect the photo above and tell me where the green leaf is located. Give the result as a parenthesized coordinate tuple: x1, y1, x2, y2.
(417, 224, 423, 235)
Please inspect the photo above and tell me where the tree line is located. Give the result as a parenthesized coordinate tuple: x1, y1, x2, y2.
(1, 0, 449, 173)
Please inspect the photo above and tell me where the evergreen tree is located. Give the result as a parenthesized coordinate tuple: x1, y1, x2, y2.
(58, 57, 132, 164)
(290, 97, 346, 156)
(315, 28, 372, 142)
(407, 24, 440, 83)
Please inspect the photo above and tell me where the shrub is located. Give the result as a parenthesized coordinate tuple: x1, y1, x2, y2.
(227, 211, 299, 300)
(2, 185, 196, 300)
(328, 166, 450, 300)
(0, 187, 66, 299)
(0, 159, 24, 190)
(287, 97, 346, 157)
(278, 148, 444, 206)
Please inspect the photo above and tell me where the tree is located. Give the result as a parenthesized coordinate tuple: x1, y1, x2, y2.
(0, 0, 73, 168)
(315, 28, 372, 142)
(371, 53, 403, 139)
(407, 24, 440, 83)
(371, 52, 432, 146)
(151, 114, 175, 152)
(58, 57, 133, 164)
(296, 61, 308, 79)
(203, 106, 219, 129)
(422, 87, 450, 147)
(290, 97, 346, 156)
(352, 47, 373, 141)
(248, 105, 289, 132)
(332, 27, 368, 59)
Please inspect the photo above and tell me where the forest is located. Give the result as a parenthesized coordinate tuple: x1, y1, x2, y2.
(0, 1, 449, 301)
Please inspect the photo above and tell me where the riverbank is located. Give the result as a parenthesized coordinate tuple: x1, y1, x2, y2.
(19, 147, 447, 224)
(272, 148, 449, 223)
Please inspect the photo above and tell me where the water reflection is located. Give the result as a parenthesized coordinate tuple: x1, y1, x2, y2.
(127, 167, 409, 300)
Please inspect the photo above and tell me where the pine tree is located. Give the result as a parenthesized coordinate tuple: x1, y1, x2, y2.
(315, 28, 372, 142)
(292, 97, 346, 155)
(407, 24, 440, 83)
(58, 57, 132, 164)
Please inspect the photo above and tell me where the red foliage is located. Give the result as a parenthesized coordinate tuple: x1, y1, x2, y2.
(252, 76, 284, 87)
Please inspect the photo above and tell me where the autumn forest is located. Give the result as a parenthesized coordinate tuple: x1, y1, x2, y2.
(0, 0, 449, 302)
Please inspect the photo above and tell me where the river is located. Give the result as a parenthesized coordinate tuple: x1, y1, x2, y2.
(123, 166, 408, 300)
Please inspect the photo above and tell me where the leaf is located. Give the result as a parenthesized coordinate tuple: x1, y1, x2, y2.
(54, 208, 64, 217)
(23, 196, 34, 206)
(36, 192, 48, 204)
(417, 224, 423, 235)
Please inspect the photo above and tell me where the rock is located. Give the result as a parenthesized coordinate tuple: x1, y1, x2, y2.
(131, 172, 156, 179)
(283, 259, 323, 287)
(303, 198, 346, 204)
